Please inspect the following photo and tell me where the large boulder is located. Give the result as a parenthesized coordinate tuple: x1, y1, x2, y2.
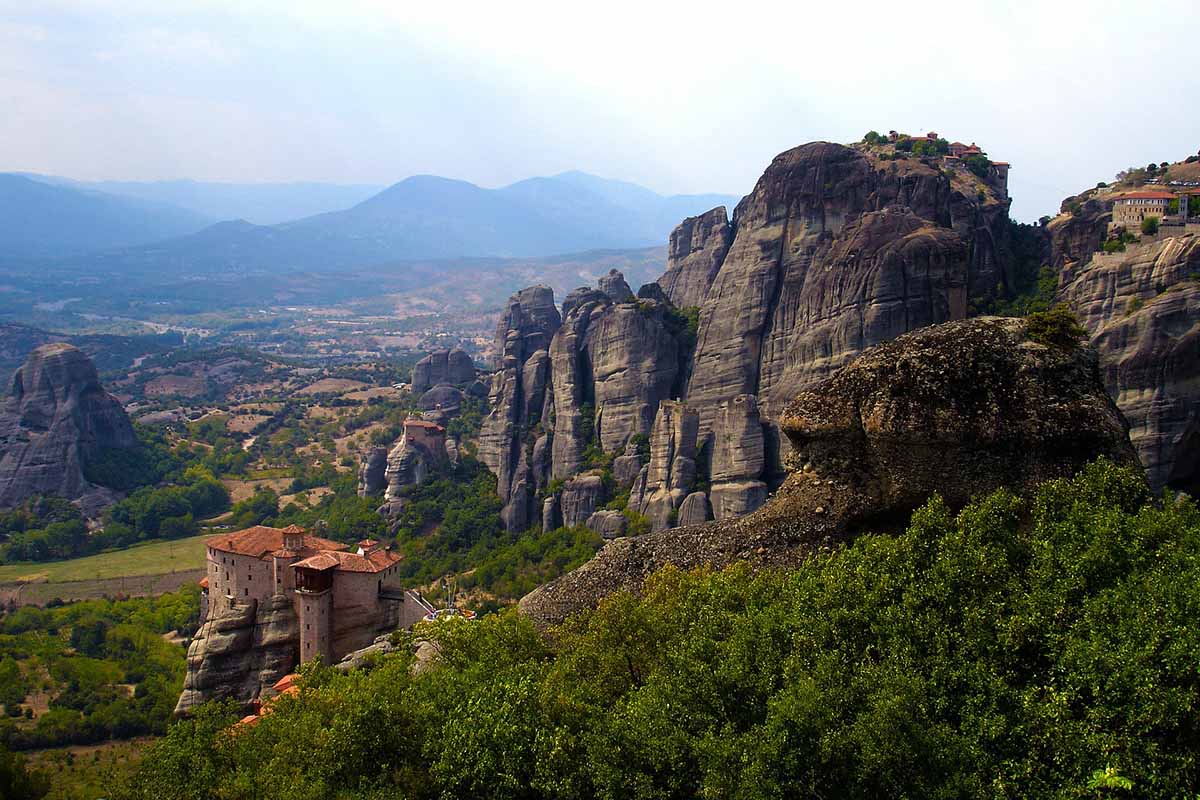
(0, 343, 136, 513)
(560, 474, 606, 528)
(519, 317, 1139, 627)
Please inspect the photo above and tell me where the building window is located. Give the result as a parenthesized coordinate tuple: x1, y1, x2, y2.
(306, 624, 310, 630)
(244, 588, 249, 596)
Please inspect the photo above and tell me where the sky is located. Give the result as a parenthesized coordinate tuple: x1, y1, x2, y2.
(2, 0, 1198, 221)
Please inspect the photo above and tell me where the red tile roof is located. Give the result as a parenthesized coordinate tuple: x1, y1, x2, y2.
(206, 526, 347, 559)
(292, 548, 403, 574)
(291, 552, 341, 571)
(198, 576, 209, 589)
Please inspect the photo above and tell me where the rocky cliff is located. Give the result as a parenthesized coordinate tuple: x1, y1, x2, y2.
(519, 316, 1139, 626)
(0, 343, 136, 515)
(175, 595, 297, 715)
(479, 140, 1012, 532)
(1055, 227, 1200, 494)
(683, 143, 997, 438)
(477, 286, 562, 530)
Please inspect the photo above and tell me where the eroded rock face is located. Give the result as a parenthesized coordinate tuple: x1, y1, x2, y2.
(635, 401, 699, 530)
(549, 293, 684, 480)
(561, 474, 606, 528)
(357, 447, 388, 497)
(677, 491, 711, 526)
(657, 206, 732, 308)
(0, 343, 135, 513)
(597, 269, 635, 303)
(175, 596, 298, 715)
(1057, 233, 1200, 493)
(519, 317, 1139, 627)
(411, 348, 476, 395)
(708, 394, 767, 518)
(586, 509, 628, 539)
(478, 287, 563, 529)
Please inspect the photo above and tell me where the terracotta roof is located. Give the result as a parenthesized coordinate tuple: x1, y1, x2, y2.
(198, 576, 209, 589)
(992, 161, 1010, 167)
(404, 419, 445, 431)
(272, 674, 300, 693)
(292, 548, 403, 574)
(206, 526, 348, 559)
(291, 552, 341, 571)
(1118, 191, 1175, 200)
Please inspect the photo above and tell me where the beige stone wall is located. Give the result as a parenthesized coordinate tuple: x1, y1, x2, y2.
(1114, 200, 1169, 227)
(206, 547, 279, 614)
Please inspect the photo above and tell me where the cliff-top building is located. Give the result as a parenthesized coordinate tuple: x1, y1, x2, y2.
(202, 524, 414, 664)
(1112, 190, 1177, 228)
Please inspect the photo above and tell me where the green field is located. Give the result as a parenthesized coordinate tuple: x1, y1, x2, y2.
(0, 534, 209, 583)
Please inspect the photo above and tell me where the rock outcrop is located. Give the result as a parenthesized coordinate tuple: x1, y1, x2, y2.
(357, 446, 388, 497)
(478, 286, 563, 529)
(586, 509, 628, 539)
(632, 401, 699, 530)
(382, 426, 445, 506)
(1056, 232, 1200, 494)
(0, 343, 136, 514)
(519, 317, 1139, 627)
(411, 348, 476, 395)
(597, 269, 635, 303)
(175, 596, 298, 715)
(657, 206, 732, 308)
(708, 394, 767, 519)
(560, 474, 606, 528)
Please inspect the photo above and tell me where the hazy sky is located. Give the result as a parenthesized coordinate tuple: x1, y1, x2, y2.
(3, 0, 1198, 221)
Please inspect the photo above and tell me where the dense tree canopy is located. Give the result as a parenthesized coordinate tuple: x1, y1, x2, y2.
(120, 461, 1200, 799)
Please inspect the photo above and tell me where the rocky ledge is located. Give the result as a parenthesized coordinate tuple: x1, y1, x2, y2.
(519, 316, 1139, 627)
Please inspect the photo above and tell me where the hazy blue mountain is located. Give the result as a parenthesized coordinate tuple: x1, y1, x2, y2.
(0, 174, 213, 258)
(43, 171, 739, 275)
(71, 179, 385, 226)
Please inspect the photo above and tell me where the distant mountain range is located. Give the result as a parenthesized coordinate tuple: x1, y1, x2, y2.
(0, 174, 212, 258)
(2, 170, 738, 272)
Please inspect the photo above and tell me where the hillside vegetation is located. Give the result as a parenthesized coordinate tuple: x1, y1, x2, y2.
(120, 461, 1200, 799)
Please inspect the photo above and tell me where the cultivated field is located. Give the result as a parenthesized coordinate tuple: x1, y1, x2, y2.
(0, 534, 210, 605)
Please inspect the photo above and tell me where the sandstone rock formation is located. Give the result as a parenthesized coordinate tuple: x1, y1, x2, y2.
(175, 595, 297, 715)
(586, 509, 628, 539)
(677, 491, 711, 526)
(0, 343, 136, 514)
(708, 394, 767, 519)
(657, 206, 732, 308)
(382, 426, 445, 506)
(357, 446, 388, 497)
(685, 144, 987, 434)
(478, 286, 563, 530)
(597, 268, 635, 303)
(560, 474, 606, 528)
(520, 317, 1139, 627)
(1056, 232, 1200, 494)
(411, 348, 476, 395)
(632, 401, 699, 530)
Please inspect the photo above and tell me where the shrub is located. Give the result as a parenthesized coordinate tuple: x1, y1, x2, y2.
(1141, 215, 1160, 235)
(1025, 304, 1087, 349)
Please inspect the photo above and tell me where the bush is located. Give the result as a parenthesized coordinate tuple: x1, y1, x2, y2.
(1141, 215, 1160, 235)
(1025, 304, 1087, 349)
(1102, 239, 1126, 254)
(116, 461, 1200, 799)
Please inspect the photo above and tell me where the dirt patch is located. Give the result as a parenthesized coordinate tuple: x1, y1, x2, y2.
(278, 486, 334, 507)
(295, 378, 368, 396)
(145, 374, 208, 398)
(222, 477, 293, 503)
(227, 414, 271, 433)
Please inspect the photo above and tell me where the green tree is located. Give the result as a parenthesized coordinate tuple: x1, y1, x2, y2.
(1141, 214, 1160, 235)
